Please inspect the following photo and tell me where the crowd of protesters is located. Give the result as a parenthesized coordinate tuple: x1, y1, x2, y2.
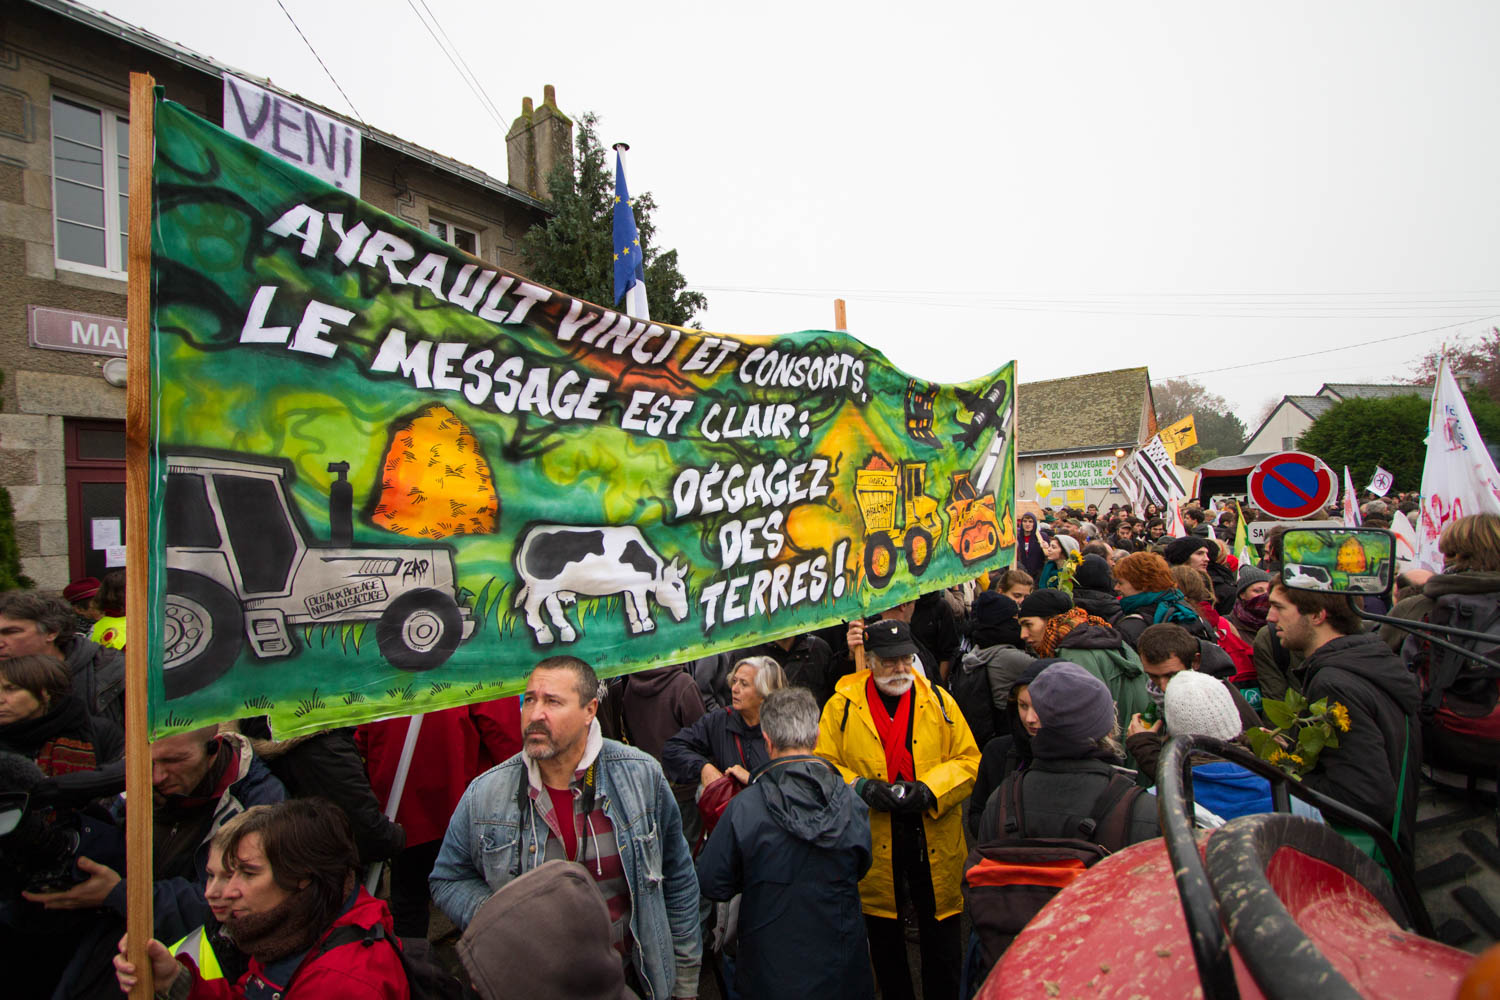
(1, 489, 1490, 999)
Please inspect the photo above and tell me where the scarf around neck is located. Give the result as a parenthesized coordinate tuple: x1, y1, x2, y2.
(0, 693, 94, 759)
(227, 872, 357, 965)
(865, 676, 915, 782)
(1120, 589, 1200, 625)
(1231, 593, 1270, 634)
(1034, 607, 1112, 658)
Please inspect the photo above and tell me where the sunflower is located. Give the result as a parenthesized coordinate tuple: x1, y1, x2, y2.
(1329, 703, 1351, 733)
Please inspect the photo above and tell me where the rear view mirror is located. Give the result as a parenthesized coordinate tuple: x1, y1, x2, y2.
(1280, 528, 1395, 596)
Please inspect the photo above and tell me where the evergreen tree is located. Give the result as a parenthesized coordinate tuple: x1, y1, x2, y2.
(520, 113, 707, 329)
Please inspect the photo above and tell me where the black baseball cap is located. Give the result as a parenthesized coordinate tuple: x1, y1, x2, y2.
(865, 619, 919, 658)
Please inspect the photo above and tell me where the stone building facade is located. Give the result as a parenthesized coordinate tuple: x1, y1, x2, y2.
(0, 0, 567, 588)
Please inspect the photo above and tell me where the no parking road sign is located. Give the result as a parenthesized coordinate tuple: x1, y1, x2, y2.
(1249, 451, 1338, 520)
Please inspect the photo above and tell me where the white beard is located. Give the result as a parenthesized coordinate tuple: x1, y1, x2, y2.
(874, 674, 914, 696)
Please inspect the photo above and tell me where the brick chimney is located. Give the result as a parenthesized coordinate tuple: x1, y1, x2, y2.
(506, 85, 573, 201)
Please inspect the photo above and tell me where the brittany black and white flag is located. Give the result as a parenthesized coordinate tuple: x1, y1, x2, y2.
(1126, 434, 1187, 507)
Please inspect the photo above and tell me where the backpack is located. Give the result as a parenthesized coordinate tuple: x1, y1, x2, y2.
(1403, 591, 1500, 722)
(948, 659, 999, 747)
(317, 922, 470, 1000)
(962, 769, 1145, 975)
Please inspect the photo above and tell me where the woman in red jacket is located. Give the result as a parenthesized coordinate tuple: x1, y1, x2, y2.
(114, 799, 408, 999)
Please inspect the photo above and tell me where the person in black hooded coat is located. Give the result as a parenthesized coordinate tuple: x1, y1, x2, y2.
(698, 688, 874, 1000)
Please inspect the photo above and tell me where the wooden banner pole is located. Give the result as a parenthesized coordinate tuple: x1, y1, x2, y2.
(125, 70, 157, 1000)
(831, 298, 866, 670)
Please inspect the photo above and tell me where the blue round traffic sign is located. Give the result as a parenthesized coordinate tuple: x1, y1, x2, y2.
(1248, 451, 1337, 520)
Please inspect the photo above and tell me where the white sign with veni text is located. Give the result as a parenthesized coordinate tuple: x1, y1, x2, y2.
(222, 74, 361, 195)
(28, 305, 127, 357)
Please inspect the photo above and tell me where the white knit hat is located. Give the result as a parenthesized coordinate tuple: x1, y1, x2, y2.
(1164, 669, 1242, 741)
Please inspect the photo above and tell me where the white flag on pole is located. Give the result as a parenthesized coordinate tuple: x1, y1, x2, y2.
(1416, 358, 1500, 571)
(1366, 466, 1394, 497)
(1113, 464, 1144, 511)
(1342, 466, 1362, 527)
(1167, 498, 1188, 538)
(1391, 510, 1418, 570)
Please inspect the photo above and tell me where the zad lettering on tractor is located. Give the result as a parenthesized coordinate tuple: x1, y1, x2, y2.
(161, 453, 475, 700)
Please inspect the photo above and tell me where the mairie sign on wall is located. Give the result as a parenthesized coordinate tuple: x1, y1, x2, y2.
(146, 97, 1017, 738)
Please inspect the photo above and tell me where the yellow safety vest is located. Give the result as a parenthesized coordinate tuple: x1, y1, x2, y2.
(91, 615, 126, 650)
(170, 926, 224, 981)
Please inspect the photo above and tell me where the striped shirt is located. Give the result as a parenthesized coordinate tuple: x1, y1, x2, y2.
(529, 765, 634, 960)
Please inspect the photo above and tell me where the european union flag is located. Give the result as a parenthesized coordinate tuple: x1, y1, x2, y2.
(612, 148, 649, 320)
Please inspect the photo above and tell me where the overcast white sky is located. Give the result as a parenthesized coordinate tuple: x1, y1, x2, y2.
(100, 0, 1500, 427)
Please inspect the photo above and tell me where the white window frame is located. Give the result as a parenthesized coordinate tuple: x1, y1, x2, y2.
(427, 215, 481, 257)
(51, 92, 129, 280)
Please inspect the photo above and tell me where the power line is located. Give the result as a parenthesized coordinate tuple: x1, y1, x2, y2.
(697, 284, 1500, 299)
(691, 284, 1500, 321)
(273, 0, 365, 125)
(1161, 315, 1500, 379)
(402, 0, 509, 134)
(416, 0, 507, 126)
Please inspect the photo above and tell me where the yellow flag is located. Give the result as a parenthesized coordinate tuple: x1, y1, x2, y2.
(1162, 415, 1198, 455)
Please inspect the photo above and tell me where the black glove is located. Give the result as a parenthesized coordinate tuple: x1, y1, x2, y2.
(857, 778, 905, 812)
(893, 781, 937, 813)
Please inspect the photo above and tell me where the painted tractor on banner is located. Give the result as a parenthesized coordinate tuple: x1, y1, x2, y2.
(161, 454, 476, 700)
(855, 456, 941, 588)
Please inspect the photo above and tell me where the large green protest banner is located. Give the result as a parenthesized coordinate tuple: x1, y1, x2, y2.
(147, 96, 1016, 738)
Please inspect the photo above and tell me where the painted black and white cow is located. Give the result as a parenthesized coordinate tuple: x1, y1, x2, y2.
(512, 524, 690, 644)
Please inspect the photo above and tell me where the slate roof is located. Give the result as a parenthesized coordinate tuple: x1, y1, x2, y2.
(1320, 382, 1432, 401)
(1287, 395, 1335, 420)
(1018, 367, 1151, 455)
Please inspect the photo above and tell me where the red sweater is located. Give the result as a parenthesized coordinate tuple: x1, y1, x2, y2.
(356, 699, 521, 846)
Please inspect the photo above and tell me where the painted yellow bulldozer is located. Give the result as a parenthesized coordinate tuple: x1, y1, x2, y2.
(944, 470, 1010, 564)
(855, 457, 943, 588)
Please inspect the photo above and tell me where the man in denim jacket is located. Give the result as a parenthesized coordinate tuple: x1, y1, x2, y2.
(431, 655, 701, 999)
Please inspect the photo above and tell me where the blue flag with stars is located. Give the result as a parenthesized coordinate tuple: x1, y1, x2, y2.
(612, 149, 649, 319)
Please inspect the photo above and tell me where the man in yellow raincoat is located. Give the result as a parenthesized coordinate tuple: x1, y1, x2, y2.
(817, 618, 980, 1000)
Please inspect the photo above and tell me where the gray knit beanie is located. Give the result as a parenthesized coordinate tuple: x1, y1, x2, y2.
(1027, 662, 1116, 759)
(1235, 563, 1272, 596)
